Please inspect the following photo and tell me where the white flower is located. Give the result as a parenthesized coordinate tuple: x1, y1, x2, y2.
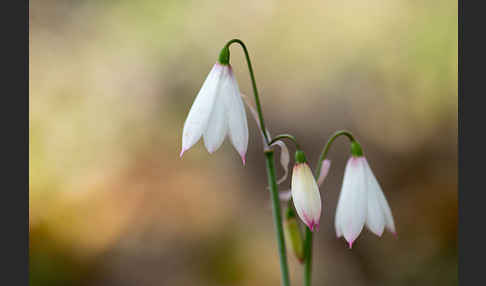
(335, 156, 396, 248)
(180, 63, 249, 164)
(291, 162, 322, 231)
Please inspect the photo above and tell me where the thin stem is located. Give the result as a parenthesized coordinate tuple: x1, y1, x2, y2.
(225, 39, 270, 145)
(303, 130, 356, 286)
(269, 134, 301, 149)
(315, 130, 355, 175)
(265, 150, 291, 286)
(225, 39, 290, 286)
(303, 227, 313, 286)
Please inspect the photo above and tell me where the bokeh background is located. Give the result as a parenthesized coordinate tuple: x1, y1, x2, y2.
(29, 1, 457, 285)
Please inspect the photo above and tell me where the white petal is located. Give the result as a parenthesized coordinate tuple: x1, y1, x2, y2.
(365, 166, 385, 236)
(335, 157, 367, 247)
(202, 91, 227, 153)
(335, 191, 343, 238)
(291, 163, 322, 231)
(379, 189, 396, 234)
(181, 64, 223, 156)
(224, 67, 249, 161)
(364, 158, 396, 234)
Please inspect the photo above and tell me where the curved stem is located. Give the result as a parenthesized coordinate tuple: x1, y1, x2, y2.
(224, 39, 290, 286)
(225, 39, 270, 145)
(265, 150, 291, 286)
(315, 130, 355, 175)
(269, 134, 301, 149)
(303, 130, 356, 286)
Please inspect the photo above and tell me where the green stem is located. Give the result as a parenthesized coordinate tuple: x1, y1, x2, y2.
(303, 227, 313, 286)
(315, 130, 355, 174)
(224, 39, 270, 145)
(269, 134, 301, 149)
(265, 150, 291, 286)
(303, 130, 356, 286)
(225, 39, 290, 286)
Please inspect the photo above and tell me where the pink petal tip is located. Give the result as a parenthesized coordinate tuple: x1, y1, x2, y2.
(241, 154, 246, 166)
(308, 221, 320, 232)
(179, 149, 185, 158)
(348, 241, 354, 249)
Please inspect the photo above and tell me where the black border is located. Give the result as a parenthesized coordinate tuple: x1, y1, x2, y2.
(458, 0, 484, 285)
(2, 0, 29, 284)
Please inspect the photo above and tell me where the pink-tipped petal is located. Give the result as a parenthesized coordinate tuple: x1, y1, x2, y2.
(334, 157, 367, 247)
(181, 64, 223, 156)
(179, 149, 186, 158)
(291, 163, 322, 235)
(348, 240, 354, 249)
(363, 158, 396, 235)
(302, 213, 320, 232)
(226, 70, 249, 161)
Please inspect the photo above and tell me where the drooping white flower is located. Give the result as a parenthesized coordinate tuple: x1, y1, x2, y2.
(291, 152, 322, 231)
(180, 63, 249, 164)
(335, 156, 396, 248)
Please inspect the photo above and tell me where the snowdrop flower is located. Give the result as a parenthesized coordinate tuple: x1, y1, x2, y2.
(291, 150, 322, 232)
(180, 61, 249, 164)
(335, 142, 396, 248)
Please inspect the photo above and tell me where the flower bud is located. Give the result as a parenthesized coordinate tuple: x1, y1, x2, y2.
(291, 150, 322, 232)
(317, 159, 331, 186)
(284, 207, 304, 262)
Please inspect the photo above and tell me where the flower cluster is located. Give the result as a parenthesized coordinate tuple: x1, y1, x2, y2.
(180, 41, 395, 251)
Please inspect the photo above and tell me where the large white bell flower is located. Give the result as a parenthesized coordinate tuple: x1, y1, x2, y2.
(180, 63, 249, 164)
(335, 155, 396, 248)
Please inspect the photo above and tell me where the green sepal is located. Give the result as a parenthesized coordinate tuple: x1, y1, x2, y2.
(295, 150, 306, 163)
(218, 46, 230, 65)
(285, 204, 297, 219)
(350, 141, 363, 157)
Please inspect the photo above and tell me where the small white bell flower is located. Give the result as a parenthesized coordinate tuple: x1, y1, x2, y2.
(291, 150, 322, 232)
(180, 62, 249, 164)
(335, 142, 396, 248)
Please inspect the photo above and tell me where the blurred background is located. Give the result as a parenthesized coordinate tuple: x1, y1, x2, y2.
(29, 0, 457, 285)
